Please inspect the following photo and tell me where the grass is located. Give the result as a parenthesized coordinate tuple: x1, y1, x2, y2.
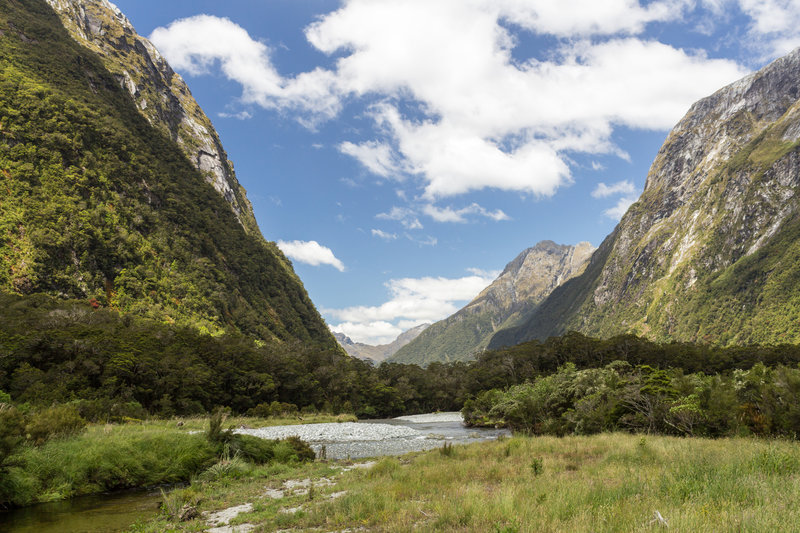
(1, 414, 355, 507)
(131, 433, 800, 532)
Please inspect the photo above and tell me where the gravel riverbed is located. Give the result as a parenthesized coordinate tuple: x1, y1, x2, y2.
(234, 412, 509, 459)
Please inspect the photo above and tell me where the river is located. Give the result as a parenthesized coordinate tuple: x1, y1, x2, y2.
(0, 412, 508, 532)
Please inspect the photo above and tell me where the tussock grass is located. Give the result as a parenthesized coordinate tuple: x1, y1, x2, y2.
(2, 415, 341, 507)
(4, 426, 216, 506)
(273, 433, 800, 532)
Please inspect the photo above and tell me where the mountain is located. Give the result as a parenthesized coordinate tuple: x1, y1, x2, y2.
(44, 0, 258, 234)
(490, 48, 800, 349)
(390, 241, 595, 365)
(334, 324, 429, 363)
(0, 0, 335, 347)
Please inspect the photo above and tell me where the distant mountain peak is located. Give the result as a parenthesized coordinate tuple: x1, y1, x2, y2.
(334, 324, 430, 362)
(389, 240, 594, 365)
(489, 47, 800, 349)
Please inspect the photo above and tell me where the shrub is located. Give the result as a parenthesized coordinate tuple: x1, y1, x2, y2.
(0, 404, 25, 467)
(284, 435, 315, 462)
(229, 434, 276, 464)
(206, 408, 233, 446)
(72, 399, 148, 423)
(25, 404, 86, 445)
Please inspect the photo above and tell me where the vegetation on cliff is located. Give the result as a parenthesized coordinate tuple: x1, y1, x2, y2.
(489, 50, 800, 349)
(0, 0, 333, 346)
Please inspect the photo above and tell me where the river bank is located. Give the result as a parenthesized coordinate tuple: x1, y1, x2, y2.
(129, 432, 800, 532)
(0, 412, 506, 531)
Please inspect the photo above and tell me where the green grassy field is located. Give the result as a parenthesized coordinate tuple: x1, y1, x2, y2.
(132, 432, 800, 532)
(0, 414, 354, 507)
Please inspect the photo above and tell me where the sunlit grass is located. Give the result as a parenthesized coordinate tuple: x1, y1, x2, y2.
(3, 414, 354, 507)
(143, 433, 800, 532)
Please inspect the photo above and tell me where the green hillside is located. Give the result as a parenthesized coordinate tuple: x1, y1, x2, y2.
(490, 49, 800, 349)
(0, 0, 334, 346)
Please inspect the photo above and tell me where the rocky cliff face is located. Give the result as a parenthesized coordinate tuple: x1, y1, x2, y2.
(45, 0, 258, 233)
(391, 241, 595, 365)
(0, 0, 335, 347)
(490, 48, 800, 349)
(334, 324, 429, 362)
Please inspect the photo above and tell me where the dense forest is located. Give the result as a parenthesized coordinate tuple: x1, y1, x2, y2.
(4, 291, 800, 427)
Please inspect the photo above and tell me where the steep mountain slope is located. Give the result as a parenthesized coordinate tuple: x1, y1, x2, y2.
(46, 0, 258, 233)
(490, 48, 800, 349)
(0, 0, 334, 347)
(334, 324, 429, 363)
(391, 241, 594, 365)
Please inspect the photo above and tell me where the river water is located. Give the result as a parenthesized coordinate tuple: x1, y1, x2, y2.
(0, 412, 508, 532)
(236, 411, 510, 459)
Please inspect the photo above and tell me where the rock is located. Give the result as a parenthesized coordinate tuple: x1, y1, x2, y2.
(44, 0, 259, 234)
(178, 504, 199, 522)
(488, 47, 800, 348)
(391, 241, 595, 364)
(203, 503, 254, 527)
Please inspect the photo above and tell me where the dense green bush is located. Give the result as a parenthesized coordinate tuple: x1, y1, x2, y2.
(246, 401, 299, 418)
(284, 435, 316, 462)
(24, 404, 87, 445)
(0, 404, 24, 468)
(229, 434, 276, 464)
(463, 362, 800, 439)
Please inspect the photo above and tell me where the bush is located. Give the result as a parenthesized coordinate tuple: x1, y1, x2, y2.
(0, 404, 25, 466)
(206, 408, 233, 446)
(229, 434, 276, 464)
(25, 404, 86, 445)
(246, 401, 299, 418)
(72, 399, 148, 423)
(284, 435, 315, 462)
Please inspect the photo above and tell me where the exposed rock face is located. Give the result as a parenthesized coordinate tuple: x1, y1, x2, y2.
(490, 48, 800, 349)
(334, 324, 429, 362)
(45, 0, 259, 233)
(0, 0, 335, 347)
(390, 241, 595, 365)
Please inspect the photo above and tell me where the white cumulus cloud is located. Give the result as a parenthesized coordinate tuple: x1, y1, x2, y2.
(592, 180, 640, 220)
(276, 240, 345, 271)
(592, 180, 636, 198)
(339, 141, 402, 178)
(376, 206, 423, 230)
(150, 2, 749, 201)
(422, 203, 510, 223)
(324, 272, 496, 344)
(604, 196, 639, 220)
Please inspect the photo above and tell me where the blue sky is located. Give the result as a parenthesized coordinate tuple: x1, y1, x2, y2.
(111, 0, 800, 344)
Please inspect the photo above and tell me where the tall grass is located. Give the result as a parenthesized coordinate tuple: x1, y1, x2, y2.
(278, 433, 800, 532)
(3, 427, 216, 506)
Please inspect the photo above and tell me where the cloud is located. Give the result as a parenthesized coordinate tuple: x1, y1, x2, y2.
(371, 229, 398, 240)
(421, 203, 510, 223)
(376, 207, 423, 229)
(406, 234, 438, 247)
(339, 141, 402, 177)
(592, 180, 639, 220)
(151, 3, 747, 201)
(592, 180, 636, 198)
(218, 110, 253, 120)
(324, 272, 495, 344)
(604, 196, 638, 220)
(276, 240, 345, 271)
(736, 0, 800, 57)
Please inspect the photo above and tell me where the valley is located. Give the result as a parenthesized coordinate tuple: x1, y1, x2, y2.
(3, 0, 800, 531)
